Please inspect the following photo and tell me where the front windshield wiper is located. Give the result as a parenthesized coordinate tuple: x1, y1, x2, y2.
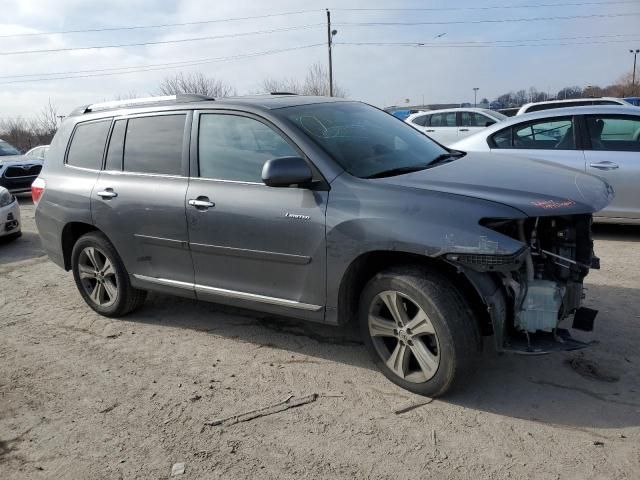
(428, 151, 466, 166)
(365, 164, 431, 179)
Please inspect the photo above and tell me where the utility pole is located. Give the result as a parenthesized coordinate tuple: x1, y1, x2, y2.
(327, 9, 334, 97)
(473, 87, 479, 107)
(631, 49, 639, 95)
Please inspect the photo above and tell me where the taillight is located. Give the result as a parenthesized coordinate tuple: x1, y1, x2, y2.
(31, 177, 46, 205)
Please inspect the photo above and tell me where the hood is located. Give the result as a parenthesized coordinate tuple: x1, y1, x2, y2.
(374, 152, 613, 216)
(0, 155, 28, 164)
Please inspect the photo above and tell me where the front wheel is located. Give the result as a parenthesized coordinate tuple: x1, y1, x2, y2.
(71, 232, 146, 317)
(359, 266, 480, 397)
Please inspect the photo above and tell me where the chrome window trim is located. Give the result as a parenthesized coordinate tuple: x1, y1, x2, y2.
(97, 169, 185, 179)
(132, 274, 322, 311)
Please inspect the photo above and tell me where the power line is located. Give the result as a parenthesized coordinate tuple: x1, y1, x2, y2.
(0, 44, 324, 84)
(0, 24, 324, 56)
(334, 1, 637, 12)
(336, 12, 640, 26)
(5, 31, 635, 81)
(2, 1, 632, 39)
(338, 38, 640, 48)
(336, 32, 640, 47)
(0, 9, 322, 39)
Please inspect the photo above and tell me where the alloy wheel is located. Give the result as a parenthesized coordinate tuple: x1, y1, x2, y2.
(368, 290, 440, 383)
(77, 246, 118, 307)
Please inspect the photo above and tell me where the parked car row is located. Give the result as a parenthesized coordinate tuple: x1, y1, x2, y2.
(451, 105, 640, 224)
(0, 139, 48, 194)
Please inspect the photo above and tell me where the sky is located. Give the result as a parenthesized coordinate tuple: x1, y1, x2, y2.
(0, 0, 639, 119)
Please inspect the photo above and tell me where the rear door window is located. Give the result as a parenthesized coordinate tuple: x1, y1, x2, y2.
(585, 115, 640, 152)
(66, 120, 111, 170)
(123, 114, 186, 175)
(491, 117, 575, 149)
(429, 112, 456, 127)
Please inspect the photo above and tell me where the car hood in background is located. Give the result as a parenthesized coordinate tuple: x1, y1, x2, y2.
(374, 152, 613, 217)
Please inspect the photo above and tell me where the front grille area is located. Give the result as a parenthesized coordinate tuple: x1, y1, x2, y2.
(3, 164, 42, 178)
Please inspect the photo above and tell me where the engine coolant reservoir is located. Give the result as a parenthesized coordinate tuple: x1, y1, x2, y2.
(516, 280, 563, 333)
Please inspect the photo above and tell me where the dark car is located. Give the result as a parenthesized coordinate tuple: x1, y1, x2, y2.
(33, 94, 611, 397)
(0, 139, 44, 194)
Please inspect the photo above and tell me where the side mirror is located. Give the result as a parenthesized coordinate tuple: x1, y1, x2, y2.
(485, 121, 496, 127)
(262, 156, 313, 188)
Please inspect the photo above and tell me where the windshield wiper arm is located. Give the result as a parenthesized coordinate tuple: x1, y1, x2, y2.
(365, 164, 430, 179)
(429, 151, 466, 166)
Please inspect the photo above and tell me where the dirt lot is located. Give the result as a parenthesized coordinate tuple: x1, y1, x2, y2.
(1, 196, 639, 480)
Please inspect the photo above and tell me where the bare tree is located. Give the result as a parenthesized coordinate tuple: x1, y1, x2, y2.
(35, 98, 60, 138)
(261, 63, 346, 97)
(157, 72, 236, 98)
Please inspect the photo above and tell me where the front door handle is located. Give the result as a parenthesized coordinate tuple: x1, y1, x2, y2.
(425, 129, 435, 132)
(97, 189, 118, 199)
(589, 161, 619, 170)
(459, 128, 469, 132)
(188, 197, 215, 210)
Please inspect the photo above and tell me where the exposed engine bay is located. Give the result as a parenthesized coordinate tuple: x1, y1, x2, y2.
(448, 214, 599, 354)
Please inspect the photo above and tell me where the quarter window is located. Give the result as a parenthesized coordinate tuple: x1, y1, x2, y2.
(492, 117, 574, 149)
(123, 115, 185, 175)
(411, 115, 429, 127)
(66, 120, 111, 169)
(198, 114, 298, 183)
(585, 115, 640, 152)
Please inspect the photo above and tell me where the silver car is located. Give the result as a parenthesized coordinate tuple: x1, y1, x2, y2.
(451, 106, 640, 224)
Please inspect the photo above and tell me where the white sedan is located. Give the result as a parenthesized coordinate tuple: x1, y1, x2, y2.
(405, 108, 507, 146)
(0, 186, 21, 241)
(450, 105, 640, 224)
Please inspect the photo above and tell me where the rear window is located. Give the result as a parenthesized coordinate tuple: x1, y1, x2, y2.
(66, 120, 111, 170)
(123, 115, 185, 175)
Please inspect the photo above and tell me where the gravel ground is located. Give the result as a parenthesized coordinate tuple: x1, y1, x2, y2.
(1, 195, 639, 480)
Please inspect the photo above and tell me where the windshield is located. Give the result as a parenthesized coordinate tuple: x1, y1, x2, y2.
(277, 102, 448, 178)
(0, 141, 21, 156)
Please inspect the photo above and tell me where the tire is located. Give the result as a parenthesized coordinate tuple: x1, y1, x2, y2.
(359, 266, 480, 397)
(71, 231, 146, 317)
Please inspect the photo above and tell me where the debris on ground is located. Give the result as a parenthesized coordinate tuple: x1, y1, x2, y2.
(171, 462, 185, 476)
(393, 397, 434, 415)
(204, 393, 318, 427)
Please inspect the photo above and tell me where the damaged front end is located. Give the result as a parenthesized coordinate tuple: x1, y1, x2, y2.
(446, 214, 600, 354)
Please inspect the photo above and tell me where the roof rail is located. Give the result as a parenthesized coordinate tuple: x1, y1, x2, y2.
(80, 93, 213, 114)
(270, 92, 298, 96)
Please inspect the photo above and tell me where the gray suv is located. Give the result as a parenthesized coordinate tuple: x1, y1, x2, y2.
(34, 94, 612, 396)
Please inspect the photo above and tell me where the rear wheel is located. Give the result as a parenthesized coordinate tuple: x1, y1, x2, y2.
(71, 232, 146, 317)
(359, 266, 480, 397)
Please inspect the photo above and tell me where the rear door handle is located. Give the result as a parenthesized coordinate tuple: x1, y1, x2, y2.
(188, 197, 215, 210)
(97, 189, 118, 199)
(589, 161, 619, 170)
(425, 129, 435, 132)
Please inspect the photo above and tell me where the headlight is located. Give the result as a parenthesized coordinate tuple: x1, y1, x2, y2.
(0, 190, 13, 207)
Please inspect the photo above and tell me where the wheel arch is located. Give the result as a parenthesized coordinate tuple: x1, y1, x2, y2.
(61, 222, 100, 270)
(336, 250, 493, 336)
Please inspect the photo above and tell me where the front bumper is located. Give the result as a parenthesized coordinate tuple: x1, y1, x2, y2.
(0, 197, 21, 237)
